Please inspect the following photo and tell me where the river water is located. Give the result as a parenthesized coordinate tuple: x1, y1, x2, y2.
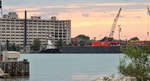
(0, 54, 123, 81)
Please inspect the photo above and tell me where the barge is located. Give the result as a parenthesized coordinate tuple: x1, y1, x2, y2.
(60, 46, 121, 53)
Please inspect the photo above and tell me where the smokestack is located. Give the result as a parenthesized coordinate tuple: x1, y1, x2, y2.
(24, 10, 27, 50)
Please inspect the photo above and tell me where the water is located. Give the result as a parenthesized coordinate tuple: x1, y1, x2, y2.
(0, 54, 123, 81)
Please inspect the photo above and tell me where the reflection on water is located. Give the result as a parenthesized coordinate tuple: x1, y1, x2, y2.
(0, 76, 29, 81)
(0, 54, 122, 81)
(71, 73, 99, 81)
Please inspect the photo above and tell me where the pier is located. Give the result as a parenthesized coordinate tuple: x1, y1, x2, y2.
(0, 51, 30, 77)
(0, 60, 29, 76)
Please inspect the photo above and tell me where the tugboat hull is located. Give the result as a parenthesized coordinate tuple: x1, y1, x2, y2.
(40, 49, 60, 53)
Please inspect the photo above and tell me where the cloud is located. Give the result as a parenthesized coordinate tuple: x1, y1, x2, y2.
(45, 5, 81, 9)
(136, 16, 141, 19)
(4, 2, 150, 12)
(82, 13, 89, 17)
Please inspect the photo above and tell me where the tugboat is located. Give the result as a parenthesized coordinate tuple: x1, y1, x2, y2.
(40, 40, 60, 53)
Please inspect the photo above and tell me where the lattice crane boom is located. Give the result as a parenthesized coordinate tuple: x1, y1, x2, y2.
(109, 8, 122, 38)
(147, 6, 150, 15)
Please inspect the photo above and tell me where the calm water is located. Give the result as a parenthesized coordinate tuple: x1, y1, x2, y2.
(0, 54, 123, 81)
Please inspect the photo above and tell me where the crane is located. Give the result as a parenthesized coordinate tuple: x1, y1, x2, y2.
(109, 8, 122, 38)
(147, 6, 150, 15)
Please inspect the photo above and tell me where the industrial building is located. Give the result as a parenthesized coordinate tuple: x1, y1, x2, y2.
(0, 12, 71, 49)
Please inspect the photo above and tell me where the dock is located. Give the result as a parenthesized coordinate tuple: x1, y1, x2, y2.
(0, 51, 30, 77)
(0, 60, 29, 76)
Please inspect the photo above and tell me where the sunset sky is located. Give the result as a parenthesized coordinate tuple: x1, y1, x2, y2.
(3, 0, 150, 40)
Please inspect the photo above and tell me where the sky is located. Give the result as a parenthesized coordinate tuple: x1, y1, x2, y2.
(2, 0, 150, 40)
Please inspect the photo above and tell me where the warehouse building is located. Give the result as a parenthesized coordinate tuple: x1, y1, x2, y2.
(0, 12, 71, 49)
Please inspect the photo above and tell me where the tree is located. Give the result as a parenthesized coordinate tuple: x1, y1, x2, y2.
(6, 40, 9, 50)
(11, 43, 16, 51)
(15, 44, 21, 51)
(129, 37, 139, 41)
(4, 40, 21, 51)
(74, 34, 90, 46)
(75, 34, 90, 41)
(101, 36, 114, 41)
(31, 39, 41, 51)
(71, 40, 78, 46)
(56, 39, 64, 48)
(79, 41, 85, 46)
(119, 45, 150, 81)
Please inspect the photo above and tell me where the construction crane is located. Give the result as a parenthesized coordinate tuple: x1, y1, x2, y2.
(147, 6, 150, 15)
(109, 8, 122, 38)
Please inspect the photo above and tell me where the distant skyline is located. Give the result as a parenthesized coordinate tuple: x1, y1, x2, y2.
(2, 0, 150, 40)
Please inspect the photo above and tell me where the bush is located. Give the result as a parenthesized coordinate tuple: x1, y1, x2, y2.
(119, 45, 150, 81)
